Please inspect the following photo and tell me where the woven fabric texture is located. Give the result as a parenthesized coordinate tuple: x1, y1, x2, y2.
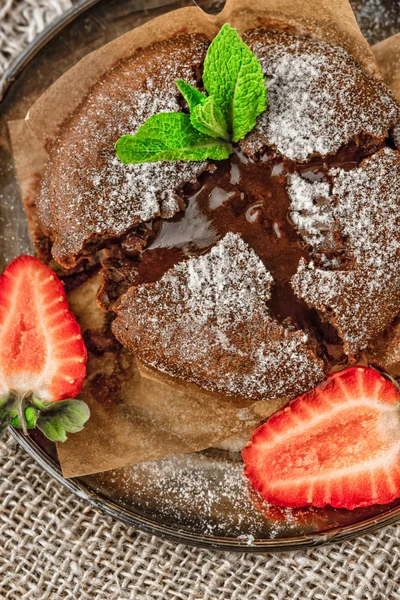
(1, 2, 400, 599)
(2, 433, 400, 600)
(0, 0, 72, 77)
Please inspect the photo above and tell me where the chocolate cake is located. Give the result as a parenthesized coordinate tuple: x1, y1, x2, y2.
(38, 34, 211, 267)
(35, 26, 400, 404)
(291, 148, 400, 358)
(112, 233, 325, 403)
(369, 316, 400, 378)
(241, 30, 398, 161)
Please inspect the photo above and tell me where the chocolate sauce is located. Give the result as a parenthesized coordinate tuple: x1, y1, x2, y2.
(108, 140, 374, 335)
(120, 155, 307, 293)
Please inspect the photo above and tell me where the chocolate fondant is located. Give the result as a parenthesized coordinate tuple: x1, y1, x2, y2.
(112, 233, 325, 404)
(36, 27, 400, 404)
(38, 34, 211, 267)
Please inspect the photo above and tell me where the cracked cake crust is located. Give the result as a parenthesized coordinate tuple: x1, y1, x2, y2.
(38, 34, 211, 267)
(290, 148, 400, 358)
(35, 27, 400, 403)
(112, 233, 325, 404)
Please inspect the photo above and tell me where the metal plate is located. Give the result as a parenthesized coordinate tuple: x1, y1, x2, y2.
(1, 0, 400, 552)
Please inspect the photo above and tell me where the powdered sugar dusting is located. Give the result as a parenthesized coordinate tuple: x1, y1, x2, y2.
(175, 233, 274, 329)
(351, 0, 400, 46)
(291, 149, 400, 355)
(331, 148, 400, 270)
(39, 35, 209, 265)
(118, 454, 280, 538)
(287, 174, 339, 252)
(114, 233, 324, 401)
(113, 451, 352, 540)
(241, 30, 398, 162)
(293, 261, 400, 357)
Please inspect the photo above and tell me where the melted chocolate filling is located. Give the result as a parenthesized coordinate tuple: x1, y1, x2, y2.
(98, 137, 383, 368)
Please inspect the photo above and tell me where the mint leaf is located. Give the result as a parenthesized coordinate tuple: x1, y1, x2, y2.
(203, 23, 266, 142)
(176, 82, 230, 141)
(191, 96, 230, 141)
(115, 112, 231, 164)
(176, 80, 206, 112)
(36, 399, 90, 443)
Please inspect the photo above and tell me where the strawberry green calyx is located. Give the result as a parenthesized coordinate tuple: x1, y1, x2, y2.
(10, 406, 38, 430)
(31, 397, 90, 443)
(0, 391, 31, 436)
(0, 391, 90, 442)
(115, 24, 267, 164)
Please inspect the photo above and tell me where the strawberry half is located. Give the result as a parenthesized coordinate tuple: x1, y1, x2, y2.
(0, 255, 89, 442)
(242, 367, 400, 510)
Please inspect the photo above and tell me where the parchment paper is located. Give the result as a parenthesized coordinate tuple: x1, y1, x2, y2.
(60, 274, 286, 477)
(8, 0, 397, 477)
(374, 33, 400, 101)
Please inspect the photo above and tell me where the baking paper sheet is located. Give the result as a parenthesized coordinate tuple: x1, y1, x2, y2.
(8, 0, 397, 477)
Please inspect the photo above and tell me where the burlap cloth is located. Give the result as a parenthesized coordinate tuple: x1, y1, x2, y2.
(1, 2, 400, 599)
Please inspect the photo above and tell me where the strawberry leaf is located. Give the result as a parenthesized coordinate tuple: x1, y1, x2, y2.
(36, 399, 90, 443)
(31, 395, 50, 411)
(10, 406, 38, 430)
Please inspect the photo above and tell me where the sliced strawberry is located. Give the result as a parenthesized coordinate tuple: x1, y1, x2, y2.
(0, 255, 89, 440)
(242, 367, 400, 510)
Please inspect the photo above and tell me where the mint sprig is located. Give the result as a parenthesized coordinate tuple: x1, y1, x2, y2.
(191, 97, 230, 141)
(176, 81, 230, 141)
(115, 24, 266, 164)
(176, 80, 207, 111)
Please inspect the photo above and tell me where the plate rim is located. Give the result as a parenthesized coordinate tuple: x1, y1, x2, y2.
(11, 427, 400, 552)
(0, 0, 102, 102)
(3, 0, 400, 553)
